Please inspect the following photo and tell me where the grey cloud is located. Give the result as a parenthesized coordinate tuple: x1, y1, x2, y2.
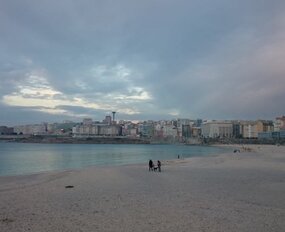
(0, 103, 73, 125)
(1, 0, 285, 124)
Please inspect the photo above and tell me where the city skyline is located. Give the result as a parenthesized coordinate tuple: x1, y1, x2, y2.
(1, 1, 285, 126)
(3, 116, 284, 142)
(2, 114, 284, 128)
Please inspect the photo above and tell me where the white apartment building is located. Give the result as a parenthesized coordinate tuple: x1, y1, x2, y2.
(241, 123, 257, 138)
(14, 124, 47, 135)
(72, 124, 121, 137)
(201, 121, 233, 138)
(275, 116, 285, 131)
(162, 125, 178, 138)
(82, 118, 93, 125)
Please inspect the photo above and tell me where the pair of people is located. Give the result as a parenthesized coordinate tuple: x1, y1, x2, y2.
(149, 159, 161, 172)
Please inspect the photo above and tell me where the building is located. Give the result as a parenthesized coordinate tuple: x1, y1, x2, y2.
(103, 116, 112, 125)
(258, 130, 285, 139)
(153, 124, 164, 138)
(99, 125, 122, 136)
(256, 120, 274, 133)
(275, 116, 285, 131)
(0, 126, 14, 135)
(182, 124, 191, 138)
(162, 125, 178, 138)
(121, 123, 138, 137)
(240, 120, 274, 138)
(177, 118, 192, 127)
(138, 122, 154, 138)
(193, 119, 203, 127)
(13, 123, 47, 135)
(176, 118, 193, 138)
(232, 123, 242, 138)
(201, 121, 233, 138)
(258, 132, 273, 139)
(240, 121, 257, 138)
(191, 127, 201, 138)
(72, 124, 122, 137)
(83, 118, 93, 125)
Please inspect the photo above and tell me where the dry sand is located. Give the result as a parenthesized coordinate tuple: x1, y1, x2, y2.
(0, 145, 284, 232)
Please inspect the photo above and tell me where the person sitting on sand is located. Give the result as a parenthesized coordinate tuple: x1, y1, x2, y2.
(157, 160, 161, 172)
(149, 159, 154, 171)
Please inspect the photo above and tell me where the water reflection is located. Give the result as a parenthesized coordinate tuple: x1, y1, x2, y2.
(0, 143, 228, 176)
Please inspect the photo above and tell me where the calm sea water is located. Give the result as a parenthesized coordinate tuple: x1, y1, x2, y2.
(0, 142, 229, 176)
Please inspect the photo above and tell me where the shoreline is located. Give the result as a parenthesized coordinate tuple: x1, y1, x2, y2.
(2, 135, 284, 145)
(0, 144, 284, 231)
(0, 143, 228, 177)
(0, 144, 279, 178)
(0, 143, 279, 178)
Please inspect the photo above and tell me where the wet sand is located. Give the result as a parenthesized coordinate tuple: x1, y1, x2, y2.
(0, 145, 284, 232)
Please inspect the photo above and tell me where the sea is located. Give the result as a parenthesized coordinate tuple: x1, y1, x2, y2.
(0, 142, 229, 176)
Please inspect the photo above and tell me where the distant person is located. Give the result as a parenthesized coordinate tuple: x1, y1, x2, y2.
(157, 160, 161, 172)
(149, 159, 154, 171)
(178, 155, 180, 159)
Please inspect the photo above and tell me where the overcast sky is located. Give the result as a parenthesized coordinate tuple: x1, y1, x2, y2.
(1, 0, 285, 125)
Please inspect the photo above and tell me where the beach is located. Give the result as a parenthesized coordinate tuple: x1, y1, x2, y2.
(0, 145, 284, 232)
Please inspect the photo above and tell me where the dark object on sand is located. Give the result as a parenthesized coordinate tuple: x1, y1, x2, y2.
(157, 160, 161, 172)
(65, 185, 74, 188)
(1, 218, 14, 223)
(149, 159, 154, 171)
(233, 149, 240, 153)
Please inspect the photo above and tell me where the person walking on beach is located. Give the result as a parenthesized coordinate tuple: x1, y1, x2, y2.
(149, 159, 154, 171)
(157, 160, 161, 172)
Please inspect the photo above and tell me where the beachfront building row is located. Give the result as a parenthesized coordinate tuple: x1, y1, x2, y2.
(0, 126, 14, 135)
(4, 116, 284, 140)
(135, 119, 197, 141)
(258, 130, 285, 139)
(201, 121, 233, 138)
(8, 119, 275, 140)
(201, 120, 275, 139)
(13, 122, 77, 135)
(72, 118, 122, 137)
(72, 124, 122, 137)
(111, 119, 275, 140)
(13, 124, 48, 135)
(134, 119, 279, 140)
(240, 120, 274, 138)
(114, 119, 198, 142)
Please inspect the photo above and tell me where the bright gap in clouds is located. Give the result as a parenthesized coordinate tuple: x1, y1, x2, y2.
(2, 65, 153, 117)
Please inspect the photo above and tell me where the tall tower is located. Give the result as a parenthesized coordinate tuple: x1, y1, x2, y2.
(112, 112, 116, 123)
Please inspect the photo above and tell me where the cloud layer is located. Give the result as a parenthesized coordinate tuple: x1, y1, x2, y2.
(1, 0, 285, 125)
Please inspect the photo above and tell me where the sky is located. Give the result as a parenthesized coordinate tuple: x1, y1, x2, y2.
(1, 0, 285, 125)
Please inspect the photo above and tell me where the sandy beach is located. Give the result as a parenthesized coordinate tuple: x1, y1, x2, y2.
(0, 145, 284, 232)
